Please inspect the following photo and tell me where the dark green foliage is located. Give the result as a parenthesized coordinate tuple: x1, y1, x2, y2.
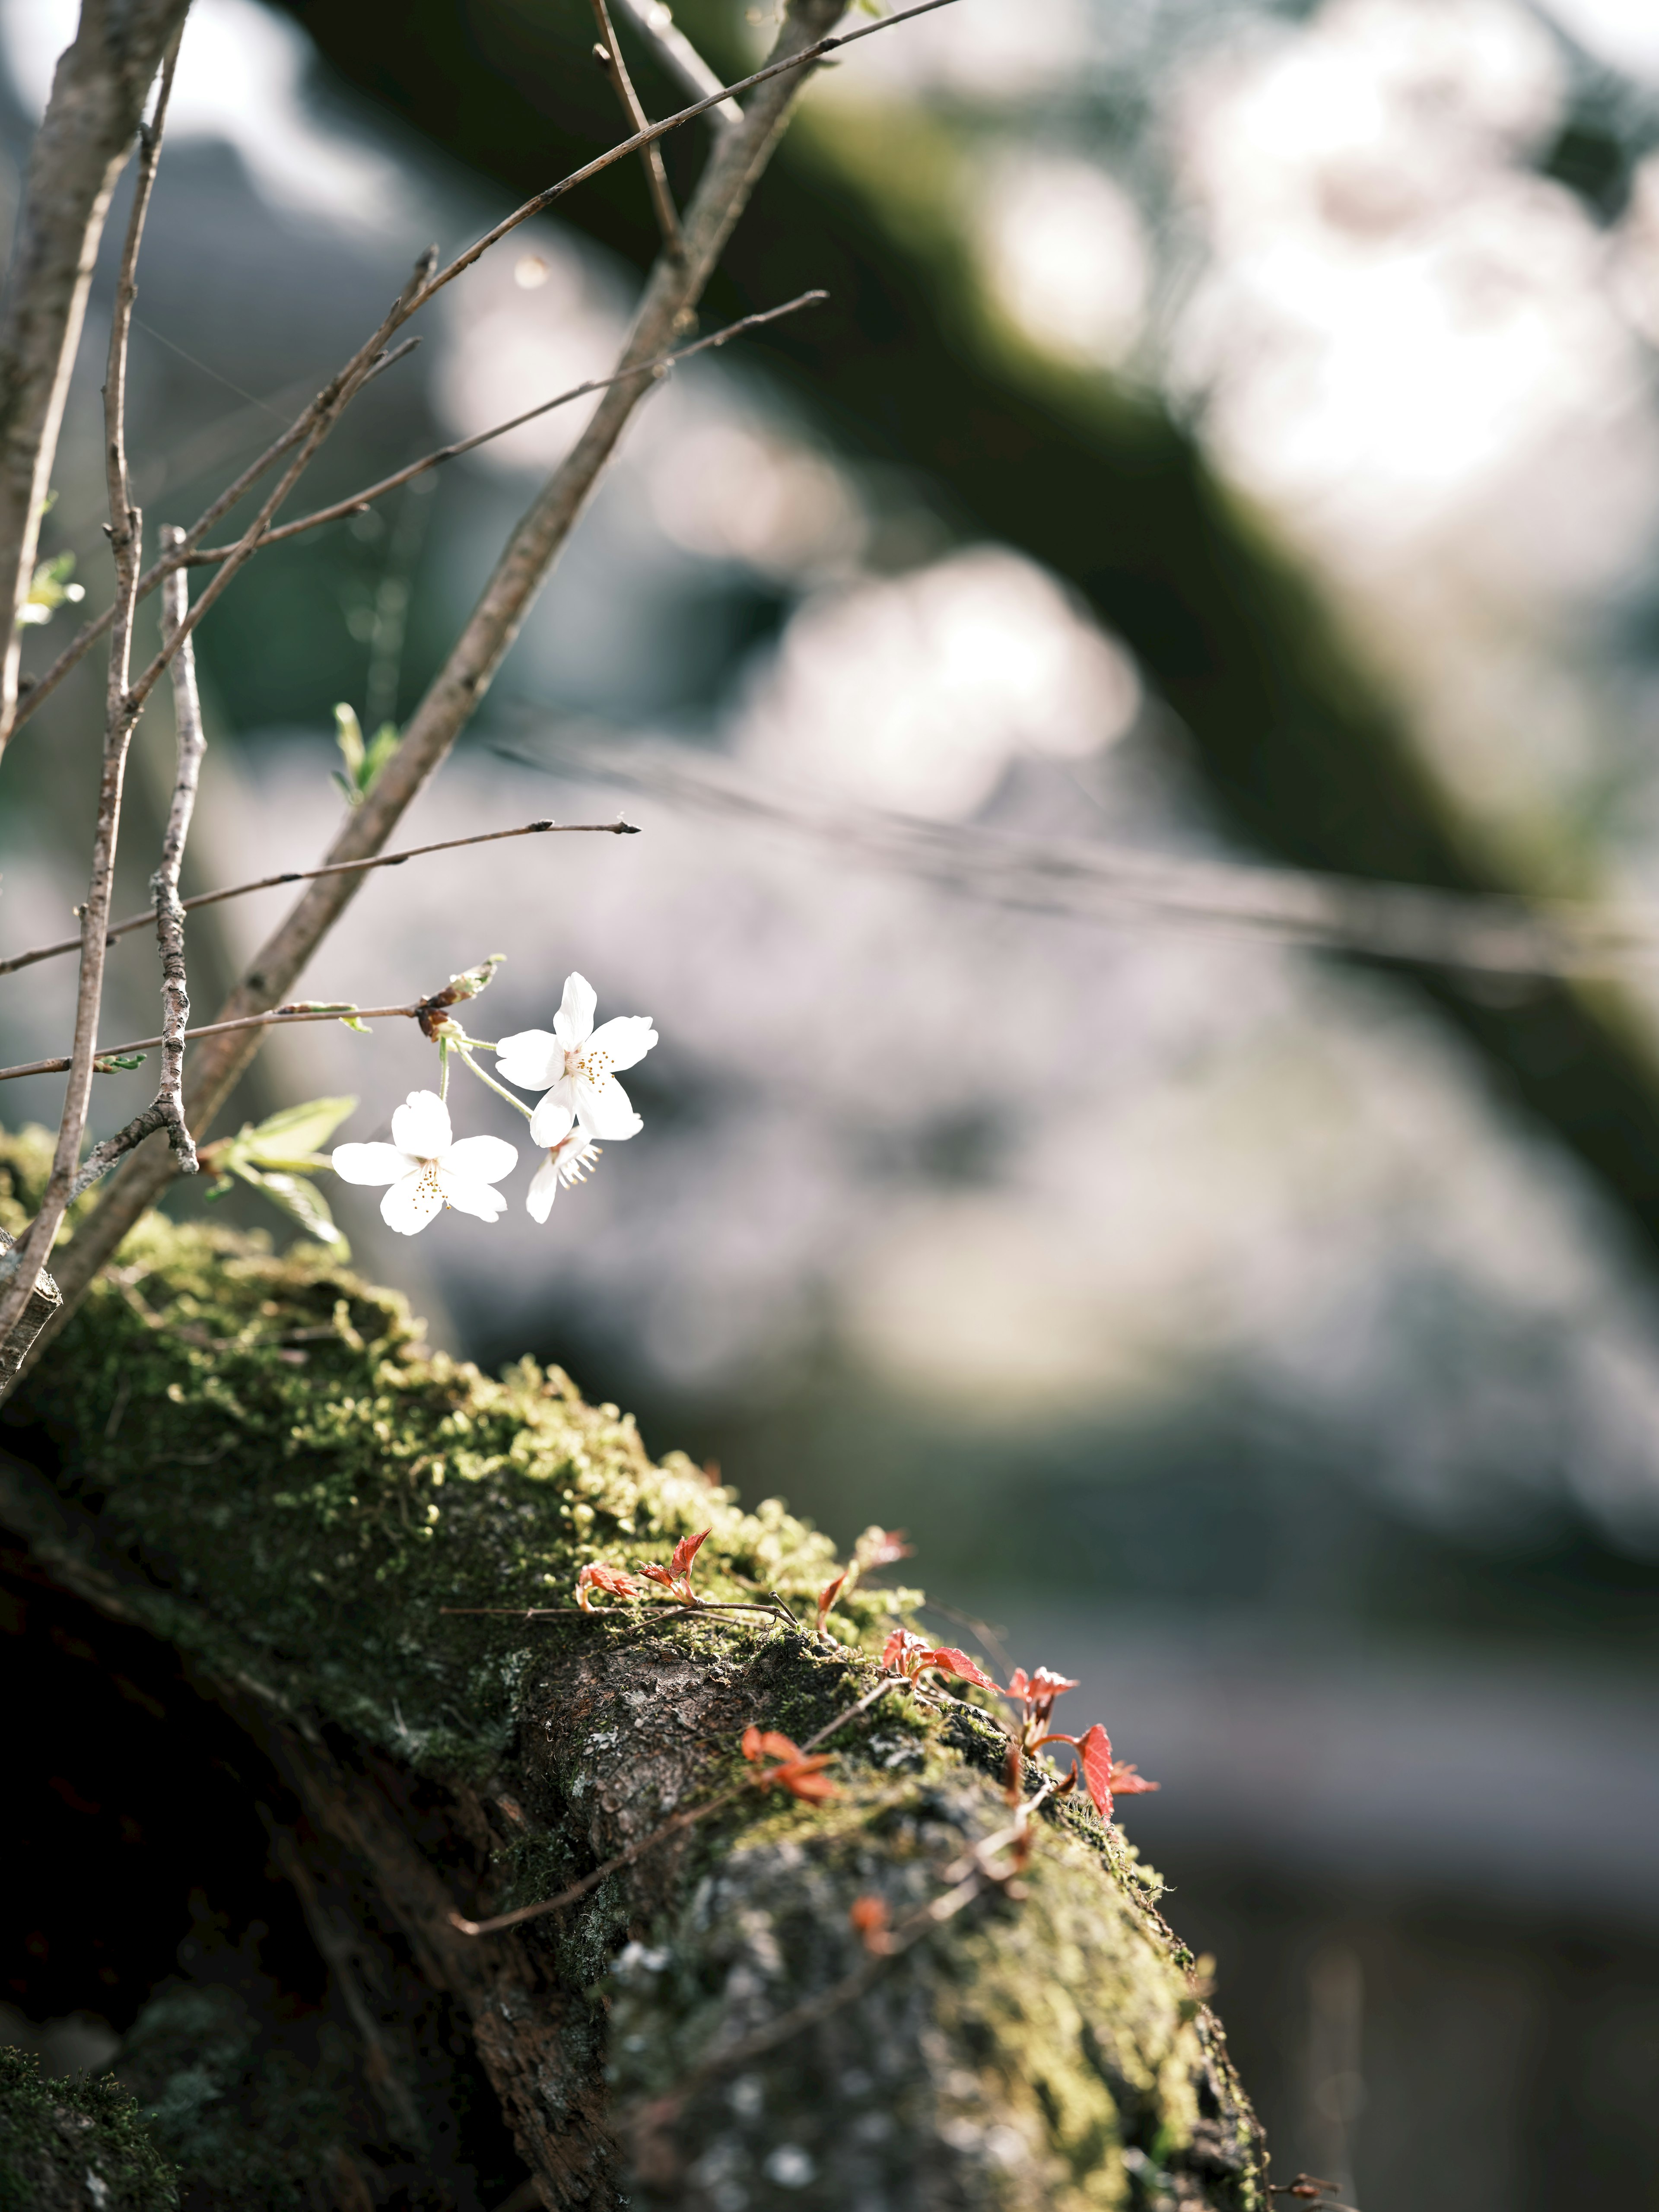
(0, 2047, 178, 2212)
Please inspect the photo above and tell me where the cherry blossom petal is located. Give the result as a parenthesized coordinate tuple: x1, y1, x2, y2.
(573, 1074, 642, 1140)
(441, 1134, 518, 1185)
(381, 1167, 445, 1235)
(553, 972, 597, 1049)
(391, 1089, 452, 1156)
(526, 1155, 562, 1223)
(583, 1014, 658, 1072)
(436, 1167, 509, 1221)
(493, 1028, 562, 1090)
(529, 1087, 576, 1147)
(331, 1141, 410, 1187)
(557, 1138, 600, 1186)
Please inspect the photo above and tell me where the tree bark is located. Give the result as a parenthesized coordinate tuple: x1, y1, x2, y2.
(0, 0, 191, 753)
(0, 1130, 1268, 2209)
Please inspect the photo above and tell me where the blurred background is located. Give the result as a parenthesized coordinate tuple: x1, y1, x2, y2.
(4, 0, 1659, 2201)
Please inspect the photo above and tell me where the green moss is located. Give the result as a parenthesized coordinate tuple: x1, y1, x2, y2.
(3, 1128, 1265, 2206)
(605, 1748, 1262, 2210)
(0, 2047, 178, 2212)
(3, 1128, 895, 1783)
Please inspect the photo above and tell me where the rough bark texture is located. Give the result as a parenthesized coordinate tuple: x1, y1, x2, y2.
(0, 0, 191, 750)
(0, 1127, 1266, 2210)
(0, 1222, 60, 1391)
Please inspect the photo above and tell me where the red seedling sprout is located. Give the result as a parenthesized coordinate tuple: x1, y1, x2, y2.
(880, 1627, 998, 1693)
(637, 1526, 711, 1606)
(816, 1529, 914, 1641)
(575, 1561, 641, 1612)
(741, 1724, 838, 1804)
(815, 1572, 846, 1638)
(999, 1666, 1160, 1825)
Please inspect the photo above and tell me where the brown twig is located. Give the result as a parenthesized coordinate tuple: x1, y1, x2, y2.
(64, 521, 207, 1199)
(153, 527, 206, 1164)
(607, 0, 743, 128)
(7, 0, 956, 742)
(8, 0, 948, 1397)
(592, 0, 686, 259)
(15, 337, 423, 729)
(0, 997, 468, 1087)
(0, 817, 641, 981)
(449, 1678, 902, 1941)
(13, 294, 813, 734)
(185, 292, 826, 569)
(0, 41, 178, 1353)
(518, 732, 1659, 985)
(0, 0, 191, 750)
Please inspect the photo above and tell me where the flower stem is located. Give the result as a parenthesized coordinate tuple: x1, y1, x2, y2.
(455, 1042, 534, 1120)
(438, 1034, 451, 1102)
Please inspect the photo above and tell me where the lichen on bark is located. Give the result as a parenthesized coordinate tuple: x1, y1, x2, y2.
(1, 1125, 1267, 2208)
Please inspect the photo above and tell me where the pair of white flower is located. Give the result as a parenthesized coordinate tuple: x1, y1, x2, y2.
(332, 973, 656, 1234)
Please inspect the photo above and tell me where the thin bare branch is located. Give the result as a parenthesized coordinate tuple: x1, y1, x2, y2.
(14, 337, 423, 730)
(592, 0, 686, 258)
(449, 1679, 905, 1942)
(607, 0, 743, 127)
(186, 294, 826, 566)
(8, 0, 937, 1394)
(525, 733, 1659, 984)
(9, 0, 955, 735)
(0, 38, 178, 1356)
(0, 0, 191, 752)
(0, 817, 640, 981)
(67, 521, 207, 1200)
(1, 998, 453, 1087)
(150, 525, 205, 1162)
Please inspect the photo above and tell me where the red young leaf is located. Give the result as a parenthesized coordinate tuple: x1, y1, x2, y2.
(742, 1727, 801, 1764)
(1077, 1724, 1115, 1821)
(1006, 1668, 1031, 1703)
(638, 1563, 674, 1588)
(668, 1528, 711, 1582)
(881, 1628, 928, 1675)
(816, 1572, 847, 1633)
(930, 1646, 998, 1691)
(575, 1561, 639, 1611)
(1109, 1760, 1160, 1798)
(773, 1755, 837, 1803)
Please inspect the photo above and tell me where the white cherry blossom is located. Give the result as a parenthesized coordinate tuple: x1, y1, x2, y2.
(526, 1128, 602, 1223)
(332, 1090, 518, 1235)
(495, 973, 656, 1144)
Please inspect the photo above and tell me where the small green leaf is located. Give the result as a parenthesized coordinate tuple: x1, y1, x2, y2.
(242, 1168, 349, 1252)
(340, 1015, 372, 1034)
(334, 702, 365, 791)
(235, 1095, 359, 1165)
(363, 722, 401, 783)
(333, 704, 400, 804)
(92, 1052, 147, 1073)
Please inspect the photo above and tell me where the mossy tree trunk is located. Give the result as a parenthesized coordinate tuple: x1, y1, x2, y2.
(0, 1133, 1265, 2210)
